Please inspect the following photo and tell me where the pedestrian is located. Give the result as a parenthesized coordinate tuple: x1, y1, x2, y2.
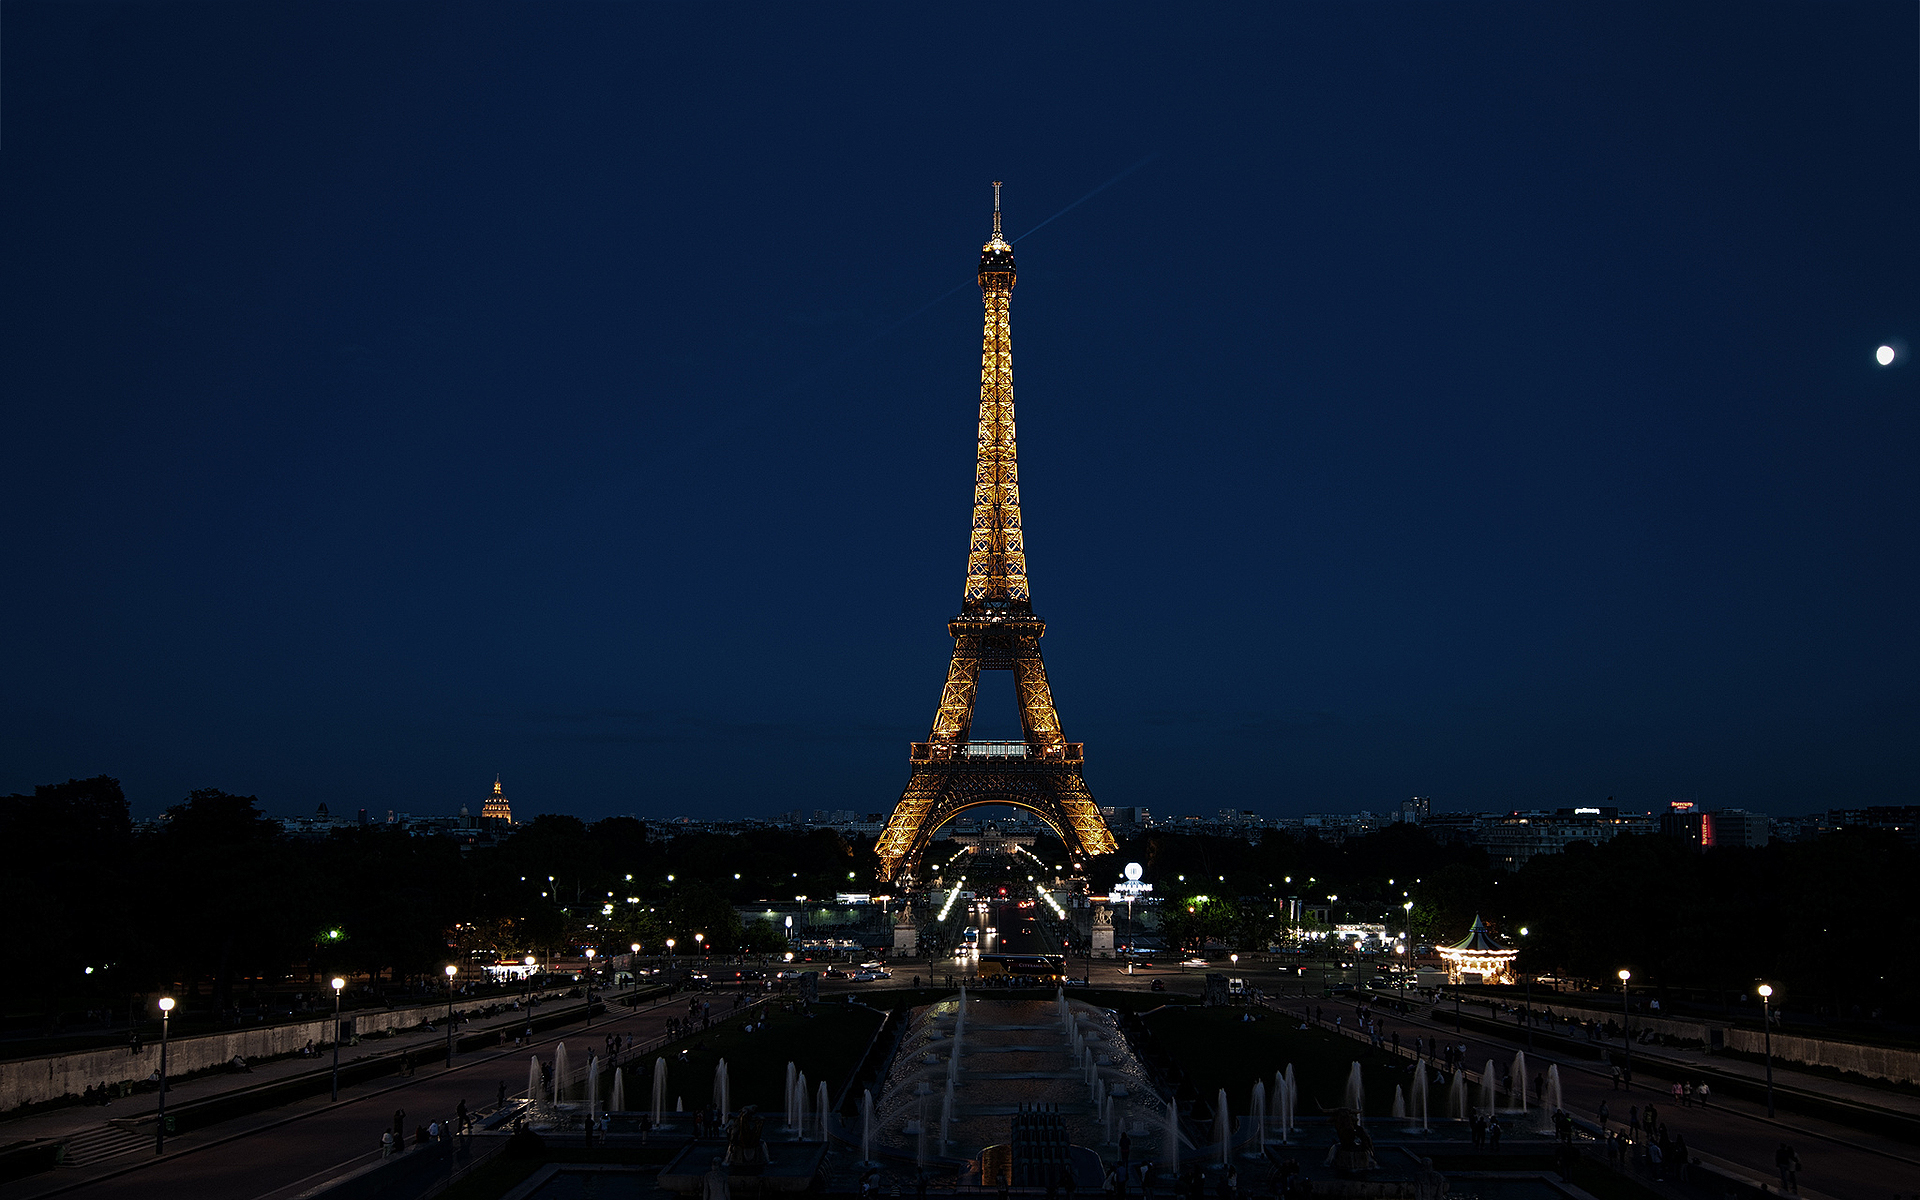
(1647, 1139, 1664, 1181)
(1487, 1118, 1501, 1153)
(457, 1099, 469, 1134)
(1776, 1143, 1799, 1194)
(498, 1081, 508, 1108)
(1598, 1100, 1609, 1130)
(1470, 1113, 1484, 1148)
(1609, 1064, 1621, 1090)
(381, 1130, 394, 1157)
(1696, 1082, 1710, 1109)
(393, 1109, 407, 1147)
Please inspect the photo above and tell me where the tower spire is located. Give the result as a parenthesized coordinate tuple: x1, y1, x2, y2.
(992, 180, 1003, 239)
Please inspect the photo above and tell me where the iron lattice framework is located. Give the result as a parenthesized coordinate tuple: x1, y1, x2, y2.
(874, 184, 1118, 884)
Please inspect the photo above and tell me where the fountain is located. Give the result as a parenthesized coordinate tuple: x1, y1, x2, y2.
(785, 1063, 798, 1130)
(860, 1089, 875, 1165)
(940, 1082, 953, 1148)
(1479, 1059, 1497, 1114)
(1537, 1065, 1564, 1134)
(1277, 1066, 1296, 1142)
(715, 1058, 730, 1117)
(527, 1056, 541, 1101)
(818, 1081, 830, 1141)
(612, 1067, 626, 1113)
(1448, 1071, 1467, 1119)
(553, 1043, 570, 1104)
(1411, 1063, 1429, 1132)
(1511, 1050, 1529, 1113)
(1343, 1062, 1365, 1115)
(1162, 1096, 1180, 1170)
(1391, 1086, 1407, 1127)
(1247, 1081, 1266, 1158)
(794, 1071, 809, 1140)
(1215, 1089, 1231, 1164)
(587, 1054, 599, 1122)
(652, 1057, 667, 1126)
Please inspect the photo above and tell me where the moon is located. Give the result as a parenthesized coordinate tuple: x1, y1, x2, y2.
(1877, 345, 1896, 366)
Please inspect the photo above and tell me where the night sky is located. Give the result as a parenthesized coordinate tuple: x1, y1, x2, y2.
(4, 4, 1916, 822)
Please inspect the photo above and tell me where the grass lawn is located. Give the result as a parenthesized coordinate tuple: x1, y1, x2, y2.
(641, 1000, 884, 1116)
(1143, 1006, 1416, 1119)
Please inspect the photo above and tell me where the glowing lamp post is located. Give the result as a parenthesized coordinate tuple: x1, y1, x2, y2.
(444, 965, 458, 1065)
(1618, 969, 1633, 1089)
(1403, 901, 1416, 984)
(330, 977, 345, 1100)
(155, 997, 175, 1155)
(1758, 984, 1776, 1117)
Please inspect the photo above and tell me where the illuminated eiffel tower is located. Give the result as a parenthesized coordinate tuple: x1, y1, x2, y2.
(873, 184, 1118, 884)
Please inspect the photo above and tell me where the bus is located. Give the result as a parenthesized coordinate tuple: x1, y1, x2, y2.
(976, 953, 1068, 984)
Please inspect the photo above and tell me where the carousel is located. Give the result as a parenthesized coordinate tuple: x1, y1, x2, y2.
(1436, 915, 1517, 985)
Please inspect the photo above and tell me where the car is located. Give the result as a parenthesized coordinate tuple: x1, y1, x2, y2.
(1150, 979, 1165, 991)
(1180, 957, 1210, 968)
(851, 971, 879, 981)
(869, 969, 892, 979)
(823, 967, 849, 978)
(859, 960, 884, 969)
(775, 970, 803, 980)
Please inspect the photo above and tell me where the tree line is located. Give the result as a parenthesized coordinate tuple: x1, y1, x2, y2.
(2, 777, 877, 1026)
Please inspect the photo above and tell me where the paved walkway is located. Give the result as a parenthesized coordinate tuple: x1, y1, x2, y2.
(1264, 993, 1919, 1197)
(0, 986, 744, 1200)
(1447, 995, 1920, 1118)
(0, 987, 587, 1157)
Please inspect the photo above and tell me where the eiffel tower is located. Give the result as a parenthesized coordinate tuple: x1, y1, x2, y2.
(873, 184, 1118, 884)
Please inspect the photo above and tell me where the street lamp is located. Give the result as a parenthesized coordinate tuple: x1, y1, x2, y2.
(1758, 984, 1776, 1117)
(695, 933, 705, 956)
(523, 955, 537, 1008)
(330, 977, 345, 1101)
(584, 949, 596, 1027)
(1618, 969, 1633, 1090)
(155, 997, 175, 1155)
(1402, 901, 1415, 984)
(1520, 926, 1532, 1050)
(444, 965, 458, 1065)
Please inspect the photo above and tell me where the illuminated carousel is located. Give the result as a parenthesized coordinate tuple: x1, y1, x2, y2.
(1436, 915, 1517, 985)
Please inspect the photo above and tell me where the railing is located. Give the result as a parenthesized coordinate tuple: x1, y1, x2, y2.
(908, 741, 1085, 763)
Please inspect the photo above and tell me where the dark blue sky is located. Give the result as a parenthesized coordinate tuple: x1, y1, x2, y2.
(4, 4, 1915, 821)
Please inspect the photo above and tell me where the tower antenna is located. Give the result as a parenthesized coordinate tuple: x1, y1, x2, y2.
(992, 181, 1003, 239)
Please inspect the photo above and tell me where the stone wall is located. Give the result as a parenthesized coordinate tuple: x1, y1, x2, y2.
(1473, 994, 1920, 1086)
(1, 993, 561, 1113)
(1723, 1028, 1920, 1086)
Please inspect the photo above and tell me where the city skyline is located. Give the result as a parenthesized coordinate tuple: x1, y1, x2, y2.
(5, 6, 1916, 822)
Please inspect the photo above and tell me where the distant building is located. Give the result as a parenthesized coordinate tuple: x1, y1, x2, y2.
(482, 776, 513, 826)
(1829, 806, 1920, 844)
(1708, 808, 1771, 849)
(1474, 808, 1655, 870)
(1399, 796, 1432, 824)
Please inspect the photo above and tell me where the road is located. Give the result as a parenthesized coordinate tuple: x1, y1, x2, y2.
(4, 991, 724, 1200)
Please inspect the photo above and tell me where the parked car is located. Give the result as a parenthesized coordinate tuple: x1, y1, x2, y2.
(775, 970, 803, 980)
(851, 971, 879, 982)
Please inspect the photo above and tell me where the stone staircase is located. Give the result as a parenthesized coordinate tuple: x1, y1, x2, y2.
(59, 1123, 151, 1168)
